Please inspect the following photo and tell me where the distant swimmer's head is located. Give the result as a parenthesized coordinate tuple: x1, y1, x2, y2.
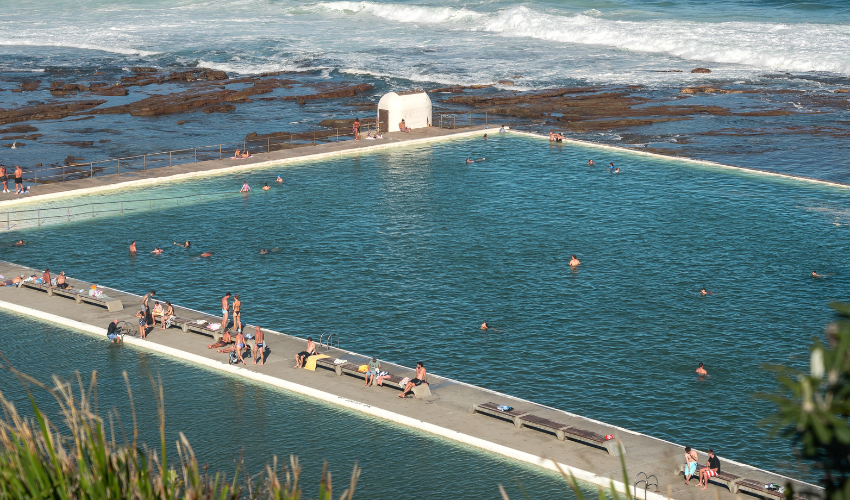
(572, 255, 576, 259)
(698, 362, 704, 368)
(610, 162, 614, 167)
(481, 322, 489, 330)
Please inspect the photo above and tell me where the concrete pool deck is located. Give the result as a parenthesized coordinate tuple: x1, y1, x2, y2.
(0, 261, 820, 500)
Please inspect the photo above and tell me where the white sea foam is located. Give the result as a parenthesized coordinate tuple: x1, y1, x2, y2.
(313, 1, 483, 24)
(195, 59, 326, 76)
(0, 38, 160, 58)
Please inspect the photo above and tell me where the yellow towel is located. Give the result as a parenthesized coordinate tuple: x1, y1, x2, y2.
(358, 365, 368, 373)
(304, 354, 329, 371)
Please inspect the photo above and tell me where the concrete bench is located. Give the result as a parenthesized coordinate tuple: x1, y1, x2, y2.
(170, 316, 222, 341)
(734, 479, 785, 499)
(675, 464, 740, 493)
(313, 358, 426, 395)
(470, 402, 529, 428)
(20, 281, 124, 312)
(560, 425, 623, 456)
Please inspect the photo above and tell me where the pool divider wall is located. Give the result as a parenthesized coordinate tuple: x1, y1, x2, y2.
(511, 129, 850, 190)
(0, 296, 667, 500)
(0, 128, 490, 211)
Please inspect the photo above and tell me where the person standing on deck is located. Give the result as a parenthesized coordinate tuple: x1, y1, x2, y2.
(232, 294, 242, 332)
(221, 292, 231, 331)
(142, 290, 155, 330)
(14, 165, 23, 194)
(353, 117, 361, 141)
(0, 164, 7, 193)
(253, 325, 265, 365)
(42, 268, 51, 289)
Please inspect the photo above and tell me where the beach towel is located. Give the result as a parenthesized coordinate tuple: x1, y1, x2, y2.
(357, 365, 368, 373)
(333, 358, 347, 365)
(206, 323, 221, 330)
(304, 354, 330, 371)
(496, 405, 513, 412)
(399, 377, 410, 386)
(376, 374, 391, 386)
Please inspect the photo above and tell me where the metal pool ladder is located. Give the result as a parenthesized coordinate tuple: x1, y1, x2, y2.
(319, 332, 339, 350)
(633, 472, 658, 500)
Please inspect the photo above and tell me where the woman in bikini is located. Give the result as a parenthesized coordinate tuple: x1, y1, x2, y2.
(160, 301, 174, 329)
(136, 309, 147, 339)
(353, 117, 361, 141)
(233, 149, 241, 158)
(232, 294, 242, 332)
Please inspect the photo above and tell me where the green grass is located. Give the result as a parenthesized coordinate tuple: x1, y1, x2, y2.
(0, 359, 360, 500)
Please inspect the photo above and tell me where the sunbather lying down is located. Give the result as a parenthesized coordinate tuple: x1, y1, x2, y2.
(208, 330, 232, 349)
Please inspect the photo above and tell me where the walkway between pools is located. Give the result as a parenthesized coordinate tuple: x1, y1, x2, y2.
(0, 261, 820, 500)
(0, 125, 492, 208)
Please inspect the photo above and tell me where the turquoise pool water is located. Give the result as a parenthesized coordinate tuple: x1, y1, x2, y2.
(4, 134, 848, 482)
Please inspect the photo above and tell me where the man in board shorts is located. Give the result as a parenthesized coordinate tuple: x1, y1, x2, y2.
(698, 449, 721, 490)
(399, 361, 427, 398)
(14, 165, 23, 194)
(0, 164, 7, 193)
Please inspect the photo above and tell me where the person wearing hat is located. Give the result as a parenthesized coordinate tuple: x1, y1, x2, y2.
(365, 356, 381, 387)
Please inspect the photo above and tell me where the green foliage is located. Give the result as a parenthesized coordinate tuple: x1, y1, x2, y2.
(0, 361, 360, 500)
(761, 302, 850, 500)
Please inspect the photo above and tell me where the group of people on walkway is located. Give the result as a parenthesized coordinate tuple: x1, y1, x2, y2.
(208, 324, 265, 365)
(683, 447, 722, 489)
(0, 164, 27, 194)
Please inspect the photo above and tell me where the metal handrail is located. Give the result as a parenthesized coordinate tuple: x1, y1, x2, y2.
(633, 472, 658, 500)
(0, 190, 245, 230)
(319, 332, 339, 350)
(15, 122, 379, 185)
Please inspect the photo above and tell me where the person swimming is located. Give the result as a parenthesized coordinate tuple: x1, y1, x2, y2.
(812, 271, 822, 278)
(700, 287, 712, 295)
(173, 240, 190, 248)
(151, 246, 163, 255)
(275, 175, 283, 183)
(696, 362, 708, 376)
(614, 167, 620, 173)
(587, 160, 595, 166)
(609, 162, 615, 170)
(240, 181, 251, 192)
(481, 322, 489, 330)
(259, 248, 268, 255)
(569, 255, 580, 267)
(200, 251, 213, 258)
(466, 157, 486, 163)
(14, 239, 23, 246)
(262, 183, 270, 191)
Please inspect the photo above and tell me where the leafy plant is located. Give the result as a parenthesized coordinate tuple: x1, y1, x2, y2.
(0, 358, 360, 500)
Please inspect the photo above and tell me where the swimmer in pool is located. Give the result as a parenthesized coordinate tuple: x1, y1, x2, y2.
(14, 239, 23, 246)
(812, 271, 823, 278)
(587, 160, 594, 166)
(466, 158, 485, 163)
(275, 175, 283, 183)
(200, 251, 213, 258)
(151, 246, 163, 255)
(569, 255, 580, 267)
(696, 362, 708, 376)
(240, 181, 251, 193)
(259, 248, 268, 255)
(609, 162, 615, 170)
(173, 241, 190, 248)
(700, 287, 712, 295)
(614, 167, 620, 173)
(262, 183, 270, 191)
(481, 322, 489, 330)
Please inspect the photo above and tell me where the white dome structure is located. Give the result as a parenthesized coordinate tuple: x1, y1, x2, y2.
(377, 90, 432, 132)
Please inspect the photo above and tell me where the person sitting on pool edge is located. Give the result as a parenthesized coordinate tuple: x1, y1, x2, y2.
(295, 337, 318, 368)
(399, 119, 411, 133)
(399, 361, 427, 398)
(107, 319, 123, 344)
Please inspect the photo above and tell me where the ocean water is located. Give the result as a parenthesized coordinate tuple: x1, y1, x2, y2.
(4, 134, 848, 483)
(2, 0, 850, 182)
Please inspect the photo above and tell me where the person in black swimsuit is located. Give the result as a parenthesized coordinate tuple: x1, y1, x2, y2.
(14, 165, 23, 194)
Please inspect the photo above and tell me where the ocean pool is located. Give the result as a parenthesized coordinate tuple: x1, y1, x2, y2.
(3, 133, 848, 482)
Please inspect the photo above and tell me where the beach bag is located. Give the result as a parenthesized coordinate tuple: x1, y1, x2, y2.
(358, 365, 368, 373)
(605, 434, 614, 441)
(496, 405, 513, 412)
